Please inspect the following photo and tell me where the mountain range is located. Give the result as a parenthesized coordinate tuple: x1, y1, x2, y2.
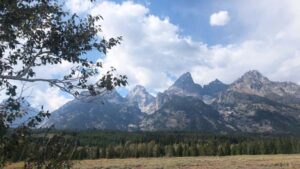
(43, 70, 300, 134)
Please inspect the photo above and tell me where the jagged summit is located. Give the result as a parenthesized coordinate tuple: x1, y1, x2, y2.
(173, 72, 194, 87)
(245, 70, 263, 76)
(127, 85, 156, 114)
(239, 70, 269, 82)
(229, 70, 270, 93)
(229, 70, 300, 103)
(208, 79, 224, 85)
(229, 70, 268, 95)
(203, 79, 228, 97)
(166, 72, 202, 98)
(127, 85, 153, 99)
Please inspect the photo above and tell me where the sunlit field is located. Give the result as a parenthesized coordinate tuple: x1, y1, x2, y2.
(6, 154, 300, 169)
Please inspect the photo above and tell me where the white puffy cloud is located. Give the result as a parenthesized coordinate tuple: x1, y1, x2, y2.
(30, 87, 72, 111)
(89, 1, 208, 92)
(85, 1, 300, 93)
(5, 0, 298, 111)
(27, 61, 74, 111)
(0, 47, 74, 111)
(0, 80, 72, 111)
(210, 10, 230, 26)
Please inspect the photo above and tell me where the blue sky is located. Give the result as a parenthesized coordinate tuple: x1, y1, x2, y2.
(109, 0, 238, 96)
(62, 0, 300, 98)
(81, 0, 239, 62)
(145, 0, 237, 45)
(4, 0, 300, 111)
(107, 0, 242, 45)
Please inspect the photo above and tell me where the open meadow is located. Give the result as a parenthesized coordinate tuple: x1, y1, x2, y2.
(6, 154, 300, 169)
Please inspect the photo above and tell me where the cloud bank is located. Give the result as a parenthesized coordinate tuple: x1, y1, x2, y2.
(3, 0, 299, 111)
(87, 1, 300, 92)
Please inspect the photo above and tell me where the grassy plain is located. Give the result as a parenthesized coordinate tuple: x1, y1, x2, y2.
(5, 154, 300, 169)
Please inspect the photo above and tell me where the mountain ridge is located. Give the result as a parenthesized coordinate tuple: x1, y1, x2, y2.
(42, 70, 300, 134)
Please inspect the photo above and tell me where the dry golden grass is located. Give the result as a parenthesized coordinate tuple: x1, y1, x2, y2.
(5, 154, 300, 169)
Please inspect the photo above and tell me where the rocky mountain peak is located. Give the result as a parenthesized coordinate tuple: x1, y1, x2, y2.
(239, 70, 269, 82)
(209, 79, 224, 85)
(129, 85, 147, 94)
(166, 72, 203, 98)
(128, 85, 153, 99)
(228, 70, 300, 104)
(229, 70, 271, 94)
(173, 72, 194, 87)
(127, 85, 156, 114)
(203, 79, 228, 97)
(42, 70, 300, 133)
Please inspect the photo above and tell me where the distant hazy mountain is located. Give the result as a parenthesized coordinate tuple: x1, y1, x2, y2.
(43, 91, 142, 130)
(42, 70, 300, 134)
(1, 99, 40, 128)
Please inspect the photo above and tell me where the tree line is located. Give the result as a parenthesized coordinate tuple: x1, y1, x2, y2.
(8, 130, 300, 161)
